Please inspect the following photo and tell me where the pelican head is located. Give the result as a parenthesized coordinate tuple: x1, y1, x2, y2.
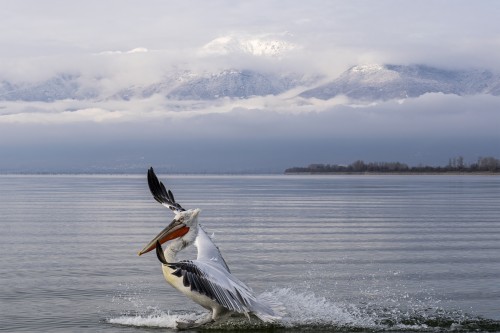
(138, 208, 201, 256)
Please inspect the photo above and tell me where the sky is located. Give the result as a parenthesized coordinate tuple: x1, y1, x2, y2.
(0, 0, 499, 173)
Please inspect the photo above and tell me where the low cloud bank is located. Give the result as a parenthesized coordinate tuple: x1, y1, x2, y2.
(1, 93, 499, 173)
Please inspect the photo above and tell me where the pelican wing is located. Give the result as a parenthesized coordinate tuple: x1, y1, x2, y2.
(166, 259, 279, 322)
(195, 226, 231, 272)
(147, 167, 185, 213)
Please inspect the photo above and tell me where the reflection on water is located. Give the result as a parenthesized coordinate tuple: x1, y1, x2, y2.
(0, 174, 499, 332)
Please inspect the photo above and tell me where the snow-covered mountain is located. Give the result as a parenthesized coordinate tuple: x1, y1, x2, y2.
(111, 69, 197, 101)
(1, 64, 500, 103)
(0, 69, 310, 102)
(116, 69, 308, 100)
(0, 73, 98, 102)
(200, 34, 298, 57)
(300, 64, 500, 101)
(166, 69, 305, 100)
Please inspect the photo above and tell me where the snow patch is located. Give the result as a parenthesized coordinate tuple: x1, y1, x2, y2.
(200, 34, 298, 57)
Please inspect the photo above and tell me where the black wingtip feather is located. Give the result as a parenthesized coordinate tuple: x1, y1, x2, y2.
(168, 189, 175, 203)
(155, 241, 169, 265)
(147, 167, 186, 212)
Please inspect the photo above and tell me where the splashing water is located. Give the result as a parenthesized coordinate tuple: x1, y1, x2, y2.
(109, 311, 200, 329)
(270, 288, 376, 328)
(107, 287, 500, 331)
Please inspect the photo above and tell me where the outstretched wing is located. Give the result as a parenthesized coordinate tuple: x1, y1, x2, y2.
(171, 260, 254, 316)
(195, 226, 231, 272)
(155, 242, 280, 322)
(147, 167, 185, 213)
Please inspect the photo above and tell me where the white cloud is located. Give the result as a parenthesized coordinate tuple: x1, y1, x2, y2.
(0, 107, 122, 124)
(1, 92, 498, 134)
(96, 47, 149, 55)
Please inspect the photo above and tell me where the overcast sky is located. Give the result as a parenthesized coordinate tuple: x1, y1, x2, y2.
(0, 1, 499, 173)
(2, 0, 500, 78)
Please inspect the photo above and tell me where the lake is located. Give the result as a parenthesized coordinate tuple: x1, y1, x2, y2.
(1, 174, 499, 332)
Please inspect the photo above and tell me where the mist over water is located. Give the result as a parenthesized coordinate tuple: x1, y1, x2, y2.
(1, 174, 499, 332)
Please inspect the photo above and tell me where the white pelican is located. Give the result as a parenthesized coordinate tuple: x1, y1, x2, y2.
(138, 168, 283, 328)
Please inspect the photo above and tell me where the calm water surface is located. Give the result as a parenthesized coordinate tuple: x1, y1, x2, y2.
(0, 174, 499, 332)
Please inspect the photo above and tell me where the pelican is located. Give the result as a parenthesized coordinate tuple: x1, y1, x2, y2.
(138, 168, 283, 328)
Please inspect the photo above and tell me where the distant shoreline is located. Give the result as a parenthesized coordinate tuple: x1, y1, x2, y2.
(284, 157, 500, 175)
(284, 171, 500, 176)
(1, 170, 499, 176)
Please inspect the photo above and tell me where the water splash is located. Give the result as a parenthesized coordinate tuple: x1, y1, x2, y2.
(108, 287, 500, 331)
(271, 288, 377, 328)
(109, 311, 200, 329)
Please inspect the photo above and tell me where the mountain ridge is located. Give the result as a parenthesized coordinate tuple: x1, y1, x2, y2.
(299, 64, 500, 101)
(1, 64, 499, 103)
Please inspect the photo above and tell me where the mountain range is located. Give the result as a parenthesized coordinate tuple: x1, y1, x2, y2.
(299, 64, 500, 101)
(1, 64, 499, 103)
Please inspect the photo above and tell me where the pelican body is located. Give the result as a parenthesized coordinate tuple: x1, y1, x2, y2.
(138, 168, 282, 327)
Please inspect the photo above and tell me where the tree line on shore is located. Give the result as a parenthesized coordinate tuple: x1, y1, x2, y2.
(285, 156, 500, 174)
